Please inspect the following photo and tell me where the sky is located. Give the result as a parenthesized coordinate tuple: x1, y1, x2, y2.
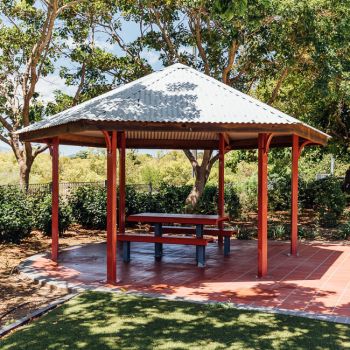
(0, 16, 164, 156)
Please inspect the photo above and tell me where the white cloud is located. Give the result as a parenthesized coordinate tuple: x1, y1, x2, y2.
(142, 50, 159, 65)
(36, 74, 76, 102)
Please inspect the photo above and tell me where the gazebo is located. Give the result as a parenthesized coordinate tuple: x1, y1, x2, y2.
(17, 63, 330, 285)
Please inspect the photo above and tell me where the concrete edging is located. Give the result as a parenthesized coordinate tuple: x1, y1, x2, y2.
(0, 293, 77, 338)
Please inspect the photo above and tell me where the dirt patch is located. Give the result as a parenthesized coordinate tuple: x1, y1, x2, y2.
(0, 225, 106, 328)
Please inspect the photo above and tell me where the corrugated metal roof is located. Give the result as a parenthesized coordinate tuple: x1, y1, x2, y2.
(17, 63, 328, 137)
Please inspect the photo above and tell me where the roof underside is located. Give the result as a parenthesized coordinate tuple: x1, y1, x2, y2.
(17, 63, 330, 149)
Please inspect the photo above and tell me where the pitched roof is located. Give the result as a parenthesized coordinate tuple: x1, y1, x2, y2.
(17, 63, 329, 148)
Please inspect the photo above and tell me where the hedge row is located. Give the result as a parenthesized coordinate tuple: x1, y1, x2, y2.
(0, 176, 347, 243)
(69, 183, 241, 230)
(0, 186, 71, 243)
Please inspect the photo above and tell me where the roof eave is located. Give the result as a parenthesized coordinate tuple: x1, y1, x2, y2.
(17, 120, 330, 149)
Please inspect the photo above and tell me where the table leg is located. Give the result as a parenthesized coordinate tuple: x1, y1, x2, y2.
(154, 223, 163, 261)
(123, 241, 130, 262)
(224, 236, 230, 256)
(196, 224, 205, 267)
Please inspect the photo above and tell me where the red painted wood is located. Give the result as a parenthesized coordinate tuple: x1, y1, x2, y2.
(118, 131, 126, 234)
(51, 137, 59, 262)
(291, 134, 299, 256)
(149, 226, 236, 236)
(127, 213, 229, 225)
(117, 234, 208, 245)
(218, 133, 225, 244)
(258, 133, 268, 277)
(106, 131, 117, 284)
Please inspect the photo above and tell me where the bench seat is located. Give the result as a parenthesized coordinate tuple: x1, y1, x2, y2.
(149, 226, 237, 236)
(149, 225, 236, 256)
(117, 234, 207, 266)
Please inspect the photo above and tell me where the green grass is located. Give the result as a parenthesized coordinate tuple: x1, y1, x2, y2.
(1, 292, 349, 350)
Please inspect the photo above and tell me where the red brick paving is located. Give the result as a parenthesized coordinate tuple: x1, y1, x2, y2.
(25, 240, 350, 318)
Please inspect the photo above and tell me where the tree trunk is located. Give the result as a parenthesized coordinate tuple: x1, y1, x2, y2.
(18, 154, 34, 191)
(9, 133, 35, 191)
(185, 166, 207, 210)
(184, 150, 217, 211)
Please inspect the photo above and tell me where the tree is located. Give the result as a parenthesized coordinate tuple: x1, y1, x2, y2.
(46, 1, 151, 112)
(0, 0, 87, 189)
(92, 0, 277, 209)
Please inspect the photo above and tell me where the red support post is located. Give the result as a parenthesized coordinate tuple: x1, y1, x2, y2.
(51, 137, 59, 262)
(218, 133, 225, 244)
(291, 134, 299, 256)
(106, 131, 117, 284)
(258, 133, 269, 277)
(118, 132, 126, 234)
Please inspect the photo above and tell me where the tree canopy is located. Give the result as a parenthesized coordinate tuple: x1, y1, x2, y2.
(0, 0, 349, 198)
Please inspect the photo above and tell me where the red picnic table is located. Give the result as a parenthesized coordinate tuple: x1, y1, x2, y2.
(122, 213, 230, 267)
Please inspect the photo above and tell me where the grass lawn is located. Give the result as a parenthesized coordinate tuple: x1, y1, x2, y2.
(1, 292, 349, 350)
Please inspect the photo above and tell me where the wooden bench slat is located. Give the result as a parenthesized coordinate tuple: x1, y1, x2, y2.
(117, 234, 208, 246)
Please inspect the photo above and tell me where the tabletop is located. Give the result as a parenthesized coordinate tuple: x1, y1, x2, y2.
(127, 212, 229, 225)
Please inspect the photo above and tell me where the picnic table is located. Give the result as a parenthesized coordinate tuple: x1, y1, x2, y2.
(121, 213, 230, 267)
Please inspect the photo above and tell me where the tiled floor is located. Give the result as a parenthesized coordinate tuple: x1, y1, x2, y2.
(21, 240, 350, 318)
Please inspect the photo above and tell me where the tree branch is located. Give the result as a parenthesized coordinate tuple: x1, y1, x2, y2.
(0, 115, 13, 132)
(268, 67, 289, 104)
(183, 149, 198, 167)
(33, 144, 49, 158)
(222, 39, 239, 84)
(72, 61, 86, 106)
(0, 133, 11, 146)
(151, 8, 181, 64)
(56, 0, 86, 15)
(209, 152, 220, 168)
(188, 13, 210, 75)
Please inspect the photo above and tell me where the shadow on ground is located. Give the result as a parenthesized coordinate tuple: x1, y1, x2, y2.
(1, 292, 349, 350)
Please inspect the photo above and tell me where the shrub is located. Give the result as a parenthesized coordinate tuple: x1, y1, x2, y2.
(306, 177, 346, 227)
(69, 183, 241, 229)
(338, 221, 350, 240)
(69, 185, 106, 229)
(32, 194, 72, 236)
(236, 226, 254, 240)
(298, 226, 317, 240)
(155, 183, 191, 213)
(0, 186, 32, 243)
(196, 185, 218, 214)
(268, 174, 308, 211)
(225, 185, 241, 218)
(237, 177, 257, 214)
(268, 174, 291, 211)
(268, 224, 288, 240)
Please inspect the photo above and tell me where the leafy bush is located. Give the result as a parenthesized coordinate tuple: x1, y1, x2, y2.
(0, 186, 32, 243)
(268, 174, 291, 211)
(268, 224, 288, 240)
(32, 194, 72, 236)
(268, 174, 308, 211)
(69, 186, 107, 229)
(298, 226, 317, 240)
(236, 227, 254, 240)
(225, 185, 241, 218)
(196, 185, 218, 214)
(338, 221, 350, 240)
(155, 183, 191, 213)
(237, 177, 257, 214)
(305, 177, 346, 227)
(69, 183, 241, 229)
